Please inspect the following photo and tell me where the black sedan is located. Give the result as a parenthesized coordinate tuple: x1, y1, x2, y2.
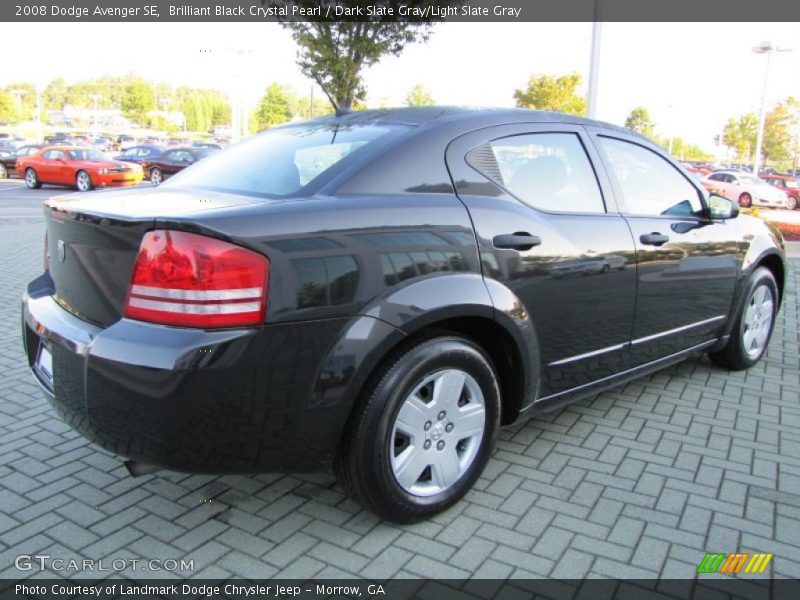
(22, 108, 785, 522)
(114, 144, 166, 174)
(146, 146, 217, 185)
(0, 144, 42, 179)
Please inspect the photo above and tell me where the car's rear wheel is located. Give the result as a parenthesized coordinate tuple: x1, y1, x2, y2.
(76, 170, 93, 192)
(738, 193, 752, 208)
(0, 163, 7, 179)
(150, 167, 162, 185)
(24, 168, 41, 189)
(709, 267, 778, 370)
(336, 333, 501, 523)
(788, 195, 798, 211)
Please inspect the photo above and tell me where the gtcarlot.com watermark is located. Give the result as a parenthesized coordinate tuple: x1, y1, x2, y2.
(15, 554, 194, 573)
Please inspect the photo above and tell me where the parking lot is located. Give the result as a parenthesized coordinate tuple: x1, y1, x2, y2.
(1, 186, 799, 580)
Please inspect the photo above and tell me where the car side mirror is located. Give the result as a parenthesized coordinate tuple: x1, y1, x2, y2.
(708, 194, 739, 219)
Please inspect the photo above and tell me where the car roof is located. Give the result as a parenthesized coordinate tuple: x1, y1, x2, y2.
(295, 106, 644, 140)
(42, 145, 96, 151)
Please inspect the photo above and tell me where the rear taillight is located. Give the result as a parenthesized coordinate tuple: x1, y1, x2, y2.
(124, 230, 269, 328)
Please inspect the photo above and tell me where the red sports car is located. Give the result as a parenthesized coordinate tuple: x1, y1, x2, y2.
(17, 146, 144, 192)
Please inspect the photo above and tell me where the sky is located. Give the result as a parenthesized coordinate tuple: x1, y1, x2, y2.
(1, 21, 798, 151)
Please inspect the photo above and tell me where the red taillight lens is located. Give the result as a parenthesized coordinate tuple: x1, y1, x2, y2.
(124, 230, 269, 329)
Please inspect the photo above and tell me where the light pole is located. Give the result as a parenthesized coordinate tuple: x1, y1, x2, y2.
(585, 0, 603, 119)
(752, 42, 793, 174)
(89, 94, 101, 131)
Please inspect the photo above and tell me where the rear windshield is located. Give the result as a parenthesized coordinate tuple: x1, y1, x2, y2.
(165, 123, 407, 198)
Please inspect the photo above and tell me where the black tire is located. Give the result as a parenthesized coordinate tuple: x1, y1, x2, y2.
(738, 193, 752, 208)
(24, 168, 41, 189)
(0, 163, 7, 179)
(709, 267, 778, 370)
(150, 167, 162, 185)
(336, 333, 501, 523)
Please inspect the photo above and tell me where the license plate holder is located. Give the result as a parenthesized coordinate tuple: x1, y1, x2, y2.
(35, 344, 54, 389)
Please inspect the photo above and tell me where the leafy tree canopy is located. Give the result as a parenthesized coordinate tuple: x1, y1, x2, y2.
(513, 72, 586, 115)
(405, 83, 435, 107)
(624, 106, 656, 138)
(267, 0, 454, 111)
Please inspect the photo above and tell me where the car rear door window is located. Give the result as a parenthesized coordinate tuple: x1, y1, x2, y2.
(476, 132, 605, 213)
(598, 137, 703, 217)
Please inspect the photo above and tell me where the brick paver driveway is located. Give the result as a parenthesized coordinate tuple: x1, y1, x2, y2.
(1, 217, 798, 580)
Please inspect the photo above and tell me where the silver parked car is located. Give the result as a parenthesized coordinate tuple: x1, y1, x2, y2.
(702, 170, 789, 208)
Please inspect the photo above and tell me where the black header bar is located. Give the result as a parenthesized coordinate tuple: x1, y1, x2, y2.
(3, 0, 800, 23)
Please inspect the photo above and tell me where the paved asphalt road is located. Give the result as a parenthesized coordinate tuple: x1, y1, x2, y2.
(0, 188, 799, 581)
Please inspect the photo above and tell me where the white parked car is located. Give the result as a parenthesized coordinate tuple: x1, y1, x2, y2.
(702, 171, 788, 209)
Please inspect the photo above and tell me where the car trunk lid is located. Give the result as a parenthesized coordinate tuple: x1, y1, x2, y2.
(44, 186, 272, 327)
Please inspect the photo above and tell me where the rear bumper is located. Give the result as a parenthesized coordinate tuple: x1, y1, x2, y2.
(22, 273, 355, 473)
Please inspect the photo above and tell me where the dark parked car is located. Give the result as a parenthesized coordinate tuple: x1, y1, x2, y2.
(146, 146, 217, 184)
(22, 108, 786, 522)
(0, 144, 42, 179)
(116, 134, 136, 151)
(115, 144, 166, 173)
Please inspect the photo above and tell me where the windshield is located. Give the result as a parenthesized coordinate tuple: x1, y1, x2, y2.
(166, 123, 408, 198)
(68, 149, 106, 161)
(784, 180, 799, 189)
(739, 175, 761, 185)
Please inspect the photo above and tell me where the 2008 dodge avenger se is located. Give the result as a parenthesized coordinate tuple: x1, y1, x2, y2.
(22, 108, 785, 522)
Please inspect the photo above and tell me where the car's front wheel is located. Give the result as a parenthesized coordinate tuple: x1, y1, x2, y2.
(24, 168, 41, 189)
(76, 170, 93, 192)
(788, 195, 798, 211)
(709, 267, 778, 370)
(0, 163, 7, 179)
(336, 333, 501, 523)
(150, 167, 162, 185)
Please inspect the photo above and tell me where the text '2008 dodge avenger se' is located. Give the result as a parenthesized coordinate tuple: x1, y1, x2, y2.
(22, 108, 785, 522)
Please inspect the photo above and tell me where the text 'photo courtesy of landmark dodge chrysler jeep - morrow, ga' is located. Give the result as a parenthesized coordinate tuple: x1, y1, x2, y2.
(22, 107, 785, 522)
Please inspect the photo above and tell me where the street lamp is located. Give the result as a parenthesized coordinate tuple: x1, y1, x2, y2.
(752, 41, 793, 174)
(585, 0, 603, 119)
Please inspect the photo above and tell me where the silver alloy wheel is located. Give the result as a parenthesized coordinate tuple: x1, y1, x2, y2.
(76, 171, 91, 192)
(742, 283, 775, 359)
(25, 169, 36, 188)
(150, 168, 162, 185)
(0, 164, 7, 179)
(390, 369, 486, 497)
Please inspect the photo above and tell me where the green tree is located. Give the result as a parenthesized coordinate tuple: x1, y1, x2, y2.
(762, 99, 797, 166)
(0, 90, 18, 124)
(513, 72, 586, 115)
(722, 113, 758, 162)
(121, 79, 156, 125)
(268, 0, 452, 112)
(42, 78, 68, 112)
(624, 106, 655, 138)
(666, 137, 713, 162)
(291, 94, 334, 120)
(4, 83, 37, 121)
(253, 83, 294, 131)
(405, 84, 435, 107)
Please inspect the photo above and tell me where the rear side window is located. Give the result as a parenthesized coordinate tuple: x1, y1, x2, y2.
(472, 132, 605, 213)
(599, 137, 703, 217)
(167, 123, 408, 198)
